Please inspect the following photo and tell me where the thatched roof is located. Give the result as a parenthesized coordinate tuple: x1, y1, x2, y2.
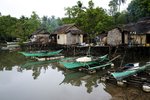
(52, 24, 83, 35)
(31, 29, 50, 35)
(123, 17, 150, 34)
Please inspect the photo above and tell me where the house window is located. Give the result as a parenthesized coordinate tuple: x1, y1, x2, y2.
(57, 35, 60, 39)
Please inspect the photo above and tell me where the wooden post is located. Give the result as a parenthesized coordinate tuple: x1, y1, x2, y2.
(74, 45, 76, 56)
(109, 46, 111, 57)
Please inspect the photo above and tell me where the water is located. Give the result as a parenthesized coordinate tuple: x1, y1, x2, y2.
(0, 51, 149, 100)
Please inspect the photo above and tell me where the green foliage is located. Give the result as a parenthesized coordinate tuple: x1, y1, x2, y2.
(117, 0, 126, 11)
(1, 0, 149, 44)
(127, 0, 150, 22)
(0, 11, 63, 43)
(77, 7, 114, 34)
(61, 17, 75, 24)
(108, 0, 128, 25)
(13, 12, 40, 41)
(0, 15, 18, 42)
(0, 12, 41, 42)
(40, 16, 62, 32)
(64, 0, 114, 41)
(108, 0, 118, 16)
(108, 0, 126, 14)
(116, 11, 129, 24)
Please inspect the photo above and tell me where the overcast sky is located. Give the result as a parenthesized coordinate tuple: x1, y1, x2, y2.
(0, 0, 131, 18)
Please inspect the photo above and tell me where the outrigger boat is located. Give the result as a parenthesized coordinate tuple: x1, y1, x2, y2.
(111, 63, 150, 80)
(60, 54, 118, 74)
(19, 49, 63, 57)
(21, 57, 72, 68)
(100, 62, 150, 92)
(124, 70, 150, 92)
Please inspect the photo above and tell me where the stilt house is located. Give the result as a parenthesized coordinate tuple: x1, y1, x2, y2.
(53, 24, 83, 45)
(107, 17, 150, 46)
(30, 29, 50, 45)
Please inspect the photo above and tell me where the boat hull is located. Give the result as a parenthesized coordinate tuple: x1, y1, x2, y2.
(19, 49, 63, 57)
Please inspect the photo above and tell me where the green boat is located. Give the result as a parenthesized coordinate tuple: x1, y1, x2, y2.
(19, 49, 63, 57)
(21, 57, 72, 68)
(111, 63, 150, 80)
(60, 54, 113, 70)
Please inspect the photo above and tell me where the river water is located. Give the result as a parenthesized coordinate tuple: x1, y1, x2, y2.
(0, 51, 149, 100)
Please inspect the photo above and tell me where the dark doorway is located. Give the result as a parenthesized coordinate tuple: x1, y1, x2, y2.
(122, 32, 125, 44)
(146, 34, 150, 43)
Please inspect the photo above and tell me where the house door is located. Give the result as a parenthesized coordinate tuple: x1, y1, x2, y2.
(146, 34, 150, 43)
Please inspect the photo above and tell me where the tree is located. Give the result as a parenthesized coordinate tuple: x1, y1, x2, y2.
(63, 0, 114, 43)
(49, 16, 61, 32)
(0, 12, 41, 42)
(116, 10, 129, 24)
(15, 12, 41, 41)
(127, 0, 150, 22)
(108, 0, 118, 16)
(12, 16, 29, 41)
(88, 0, 94, 9)
(108, 0, 126, 13)
(76, 0, 114, 42)
(65, 7, 73, 18)
(63, 0, 86, 24)
(40, 15, 62, 32)
(0, 15, 18, 42)
(118, 0, 126, 12)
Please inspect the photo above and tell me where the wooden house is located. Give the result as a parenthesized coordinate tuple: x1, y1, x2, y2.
(107, 17, 150, 46)
(30, 29, 50, 44)
(53, 24, 83, 45)
(96, 32, 107, 46)
(107, 28, 122, 46)
(123, 17, 150, 46)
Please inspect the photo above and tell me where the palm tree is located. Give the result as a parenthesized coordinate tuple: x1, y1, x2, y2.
(118, 0, 126, 12)
(109, 0, 126, 12)
(109, 0, 118, 16)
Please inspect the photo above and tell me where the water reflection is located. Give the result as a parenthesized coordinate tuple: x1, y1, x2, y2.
(103, 83, 150, 100)
(0, 51, 28, 70)
(21, 61, 50, 79)
(0, 51, 150, 100)
(60, 69, 150, 99)
(60, 71, 94, 93)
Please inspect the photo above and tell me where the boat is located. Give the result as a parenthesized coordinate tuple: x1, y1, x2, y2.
(115, 62, 139, 72)
(19, 49, 63, 57)
(101, 70, 150, 92)
(21, 57, 71, 68)
(60, 54, 115, 74)
(111, 63, 150, 80)
(60, 54, 109, 69)
(100, 62, 150, 92)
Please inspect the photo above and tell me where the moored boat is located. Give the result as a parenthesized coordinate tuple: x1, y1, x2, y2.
(60, 54, 109, 69)
(111, 63, 150, 80)
(19, 49, 63, 57)
(100, 62, 150, 92)
(60, 54, 115, 74)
